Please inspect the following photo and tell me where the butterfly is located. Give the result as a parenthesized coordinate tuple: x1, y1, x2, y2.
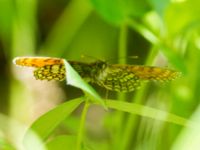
(13, 56, 181, 92)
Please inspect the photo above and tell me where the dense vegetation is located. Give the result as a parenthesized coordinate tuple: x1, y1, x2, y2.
(0, 0, 200, 149)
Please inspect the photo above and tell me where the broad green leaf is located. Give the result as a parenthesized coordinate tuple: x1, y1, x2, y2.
(165, 0, 200, 36)
(90, 0, 151, 25)
(26, 98, 83, 141)
(105, 99, 195, 127)
(64, 60, 106, 107)
(46, 135, 76, 150)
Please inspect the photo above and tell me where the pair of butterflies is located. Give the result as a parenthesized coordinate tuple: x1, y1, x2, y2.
(13, 57, 181, 92)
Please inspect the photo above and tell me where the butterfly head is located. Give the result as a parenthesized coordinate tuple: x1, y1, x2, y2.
(93, 60, 107, 71)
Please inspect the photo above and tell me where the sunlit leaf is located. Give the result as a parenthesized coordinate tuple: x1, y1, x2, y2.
(26, 98, 83, 141)
(105, 99, 195, 127)
(64, 60, 106, 107)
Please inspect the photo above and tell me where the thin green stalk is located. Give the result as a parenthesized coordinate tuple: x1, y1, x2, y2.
(118, 23, 128, 64)
(114, 23, 128, 150)
(117, 22, 128, 101)
(76, 99, 90, 150)
(121, 46, 159, 150)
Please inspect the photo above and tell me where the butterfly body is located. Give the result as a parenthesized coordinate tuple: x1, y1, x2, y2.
(13, 57, 181, 92)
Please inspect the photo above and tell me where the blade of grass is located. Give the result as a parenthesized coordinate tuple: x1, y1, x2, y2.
(114, 23, 128, 149)
(105, 99, 195, 128)
(25, 97, 84, 141)
(120, 45, 165, 150)
(76, 99, 90, 150)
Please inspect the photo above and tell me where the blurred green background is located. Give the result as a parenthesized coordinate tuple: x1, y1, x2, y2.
(1, 0, 200, 149)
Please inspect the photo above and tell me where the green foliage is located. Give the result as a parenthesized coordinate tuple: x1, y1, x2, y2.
(26, 98, 83, 141)
(1, 0, 200, 149)
(46, 135, 77, 150)
(90, 0, 151, 25)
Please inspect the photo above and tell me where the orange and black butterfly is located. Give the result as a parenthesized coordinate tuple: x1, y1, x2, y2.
(13, 57, 181, 92)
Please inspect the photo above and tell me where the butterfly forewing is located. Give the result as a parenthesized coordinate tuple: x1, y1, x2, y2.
(13, 57, 64, 67)
(123, 64, 182, 82)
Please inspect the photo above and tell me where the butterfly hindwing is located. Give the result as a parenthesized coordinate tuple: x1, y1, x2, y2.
(95, 64, 141, 92)
(34, 64, 66, 81)
(95, 64, 181, 92)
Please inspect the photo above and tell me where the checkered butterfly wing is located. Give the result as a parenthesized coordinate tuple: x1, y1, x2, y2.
(95, 64, 141, 92)
(95, 64, 181, 92)
(14, 57, 66, 81)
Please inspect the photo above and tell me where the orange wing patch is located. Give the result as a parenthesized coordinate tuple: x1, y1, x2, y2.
(13, 57, 64, 67)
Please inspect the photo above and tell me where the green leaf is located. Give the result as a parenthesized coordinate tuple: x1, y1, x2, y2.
(165, 0, 200, 36)
(105, 99, 195, 127)
(90, 0, 151, 25)
(46, 135, 77, 150)
(25, 98, 83, 141)
(64, 60, 106, 107)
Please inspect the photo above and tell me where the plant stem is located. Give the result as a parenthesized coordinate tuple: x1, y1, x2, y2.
(117, 22, 128, 101)
(114, 23, 128, 149)
(76, 98, 90, 150)
(121, 46, 159, 150)
(118, 23, 128, 64)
